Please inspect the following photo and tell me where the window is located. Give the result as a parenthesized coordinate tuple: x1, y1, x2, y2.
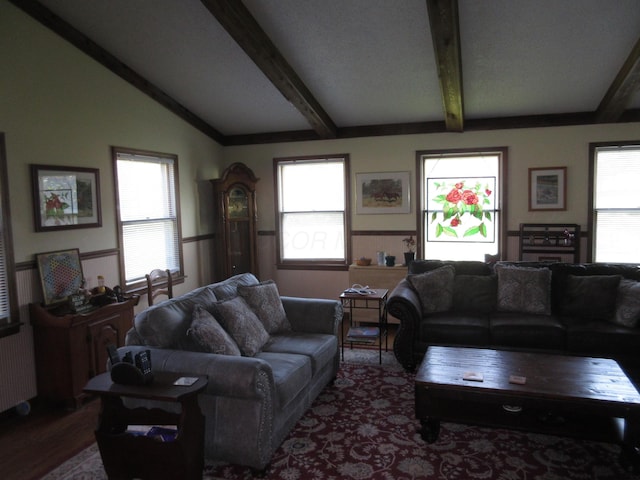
(112, 147, 183, 289)
(0, 133, 19, 338)
(418, 148, 507, 261)
(589, 142, 640, 263)
(274, 155, 350, 269)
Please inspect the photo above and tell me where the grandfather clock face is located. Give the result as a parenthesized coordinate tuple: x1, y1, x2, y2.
(228, 187, 248, 219)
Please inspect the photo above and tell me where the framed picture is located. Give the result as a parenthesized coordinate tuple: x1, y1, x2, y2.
(36, 248, 84, 305)
(356, 171, 410, 214)
(528, 167, 566, 211)
(31, 164, 101, 231)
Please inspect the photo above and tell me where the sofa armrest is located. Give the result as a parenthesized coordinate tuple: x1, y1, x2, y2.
(280, 297, 342, 336)
(117, 346, 274, 399)
(387, 279, 422, 372)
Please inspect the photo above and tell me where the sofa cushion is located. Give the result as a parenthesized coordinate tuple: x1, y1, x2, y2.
(490, 312, 565, 350)
(133, 285, 218, 348)
(496, 264, 551, 315)
(183, 305, 241, 355)
(612, 279, 640, 328)
(254, 352, 312, 409)
(559, 274, 622, 320)
(452, 275, 497, 314)
(262, 332, 337, 375)
(564, 317, 640, 357)
(409, 260, 492, 276)
(211, 272, 260, 300)
(408, 265, 455, 314)
(419, 311, 491, 346)
(212, 296, 270, 357)
(238, 280, 292, 334)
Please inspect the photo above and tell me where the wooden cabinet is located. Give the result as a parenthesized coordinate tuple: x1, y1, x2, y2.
(348, 264, 408, 324)
(30, 297, 138, 408)
(519, 223, 580, 263)
(211, 163, 259, 280)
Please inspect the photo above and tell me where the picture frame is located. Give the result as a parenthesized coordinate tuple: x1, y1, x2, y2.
(31, 164, 102, 231)
(356, 171, 410, 214)
(36, 248, 84, 305)
(528, 167, 566, 211)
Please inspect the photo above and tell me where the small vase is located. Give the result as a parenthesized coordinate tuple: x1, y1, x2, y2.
(385, 255, 396, 267)
(403, 252, 415, 266)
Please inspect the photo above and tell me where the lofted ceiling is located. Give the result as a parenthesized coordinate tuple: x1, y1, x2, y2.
(11, 0, 640, 146)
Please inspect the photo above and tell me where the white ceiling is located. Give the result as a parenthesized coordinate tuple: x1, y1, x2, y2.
(27, 0, 640, 143)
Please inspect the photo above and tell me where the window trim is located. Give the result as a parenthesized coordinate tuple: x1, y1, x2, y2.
(273, 154, 351, 271)
(0, 133, 20, 338)
(588, 140, 640, 263)
(416, 147, 509, 261)
(112, 146, 184, 292)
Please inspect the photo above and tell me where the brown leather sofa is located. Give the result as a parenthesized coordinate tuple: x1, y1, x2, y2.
(387, 260, 640, 381)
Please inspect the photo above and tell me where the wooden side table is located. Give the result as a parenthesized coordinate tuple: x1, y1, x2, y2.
(84, 372, 208, 480)
(340, 288, 388, 364)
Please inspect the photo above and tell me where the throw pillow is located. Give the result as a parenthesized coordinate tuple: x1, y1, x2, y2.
(237, 280, 291, 334)
(559, 274, 622, 320)
(407, 265, 455, 314)
(496, 264, 551, 315)
(612, 279, 640, 327)
(452, 275, 497, 314)
(184, 305, 241, 355)
(211, 296, 270, 356)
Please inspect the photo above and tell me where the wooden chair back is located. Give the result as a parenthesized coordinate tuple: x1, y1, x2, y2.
(145, 268, 173, 306)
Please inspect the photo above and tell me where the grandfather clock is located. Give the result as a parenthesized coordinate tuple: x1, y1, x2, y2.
(210, 163, 259, 280)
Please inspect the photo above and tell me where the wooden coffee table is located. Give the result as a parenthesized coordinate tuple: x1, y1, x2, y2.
(415, 346, 640, 467)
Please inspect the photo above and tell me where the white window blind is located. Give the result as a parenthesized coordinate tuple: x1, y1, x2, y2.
(593, 145, 640, 263)
(277, 158, 347, 261)
(0, 203, 9, 321)
(115, 151, 180, 284)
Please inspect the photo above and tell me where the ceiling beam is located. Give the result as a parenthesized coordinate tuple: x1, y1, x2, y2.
(201, 0, 337, 139)
(9, 0, 226, 145)
(426, 0, 464, 132)
(596, 35, 640, 123)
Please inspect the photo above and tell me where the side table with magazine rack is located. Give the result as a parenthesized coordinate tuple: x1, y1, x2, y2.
(84, 371, 208, 480)
(339, 287, 389, 364)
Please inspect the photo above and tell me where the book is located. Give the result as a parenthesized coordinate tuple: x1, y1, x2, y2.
(347, 326, 380, 339)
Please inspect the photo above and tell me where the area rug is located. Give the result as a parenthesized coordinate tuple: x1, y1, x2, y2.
(43, 350, 639, 480)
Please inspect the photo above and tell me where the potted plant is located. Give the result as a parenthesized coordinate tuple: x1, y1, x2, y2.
(402, 235, 416, 266)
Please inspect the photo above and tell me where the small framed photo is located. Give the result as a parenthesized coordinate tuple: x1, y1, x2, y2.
(529, 167, 566, 211)
(31, 164, 101, 231)
(356, 171, 410, 214)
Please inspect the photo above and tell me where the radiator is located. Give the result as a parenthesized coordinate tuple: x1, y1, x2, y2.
(0, 269, 38, 413)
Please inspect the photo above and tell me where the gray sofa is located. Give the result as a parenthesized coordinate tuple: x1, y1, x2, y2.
(388, 260, 640, 380)
(121, 273, 342, 471)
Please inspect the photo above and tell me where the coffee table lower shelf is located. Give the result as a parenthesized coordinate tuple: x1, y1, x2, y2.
(417, 394, 624, 445)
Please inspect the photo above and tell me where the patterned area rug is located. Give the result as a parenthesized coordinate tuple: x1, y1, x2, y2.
(44, 349, 639, 480)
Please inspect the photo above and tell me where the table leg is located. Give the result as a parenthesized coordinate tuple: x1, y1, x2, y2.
(419, 418, 441, 443)
(620, 418, 640, 472)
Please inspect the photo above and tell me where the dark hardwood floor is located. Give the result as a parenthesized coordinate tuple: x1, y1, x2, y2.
(0, 398, 99, 480)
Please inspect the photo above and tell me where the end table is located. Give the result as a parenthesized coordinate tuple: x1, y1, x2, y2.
(340, 288, 388, 364)
(84, 371, 208, 480)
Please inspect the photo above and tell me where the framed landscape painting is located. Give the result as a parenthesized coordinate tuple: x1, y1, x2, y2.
(529, 167, 566, 211)
(356, 171, 410, 214)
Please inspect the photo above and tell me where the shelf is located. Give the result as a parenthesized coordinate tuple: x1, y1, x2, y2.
(519, 223, 580, 263)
